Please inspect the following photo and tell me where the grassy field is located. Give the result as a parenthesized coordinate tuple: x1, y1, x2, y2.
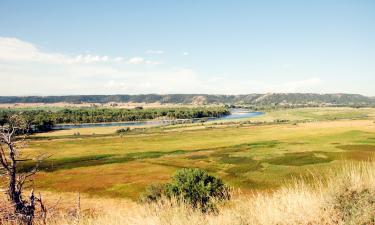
(20, 107, 375, 200)
(4, 163, 374, 225)
(251, 107, 375, 122)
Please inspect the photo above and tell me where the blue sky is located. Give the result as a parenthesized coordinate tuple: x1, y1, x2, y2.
(0, 0, 374, 95)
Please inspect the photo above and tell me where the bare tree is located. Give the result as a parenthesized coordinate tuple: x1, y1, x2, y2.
(0, 115, 46, 225)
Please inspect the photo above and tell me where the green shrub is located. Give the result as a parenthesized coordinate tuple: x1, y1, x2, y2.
(165, 168, 230, 211)
(116, 127, 131, 134)
(140, 168, 230, 212)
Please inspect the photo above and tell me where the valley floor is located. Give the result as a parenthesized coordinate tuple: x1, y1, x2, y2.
(19, 107, 375, 199)
(2, 107, 375, 224)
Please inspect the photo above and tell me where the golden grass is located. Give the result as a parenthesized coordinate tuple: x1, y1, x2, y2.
(27, 119, 375, 157)
(250, 107, 375, 122)
(62, 162, 375, 224)
(3, 162, 375, 225)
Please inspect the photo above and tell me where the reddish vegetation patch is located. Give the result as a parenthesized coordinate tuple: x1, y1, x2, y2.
(337, 145, 375, 152)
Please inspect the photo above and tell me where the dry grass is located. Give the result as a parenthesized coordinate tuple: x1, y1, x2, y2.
(3, 162, 375, 225)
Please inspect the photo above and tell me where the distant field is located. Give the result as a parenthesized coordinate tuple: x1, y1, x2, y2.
(251, 107, 375, 122)
(21, 107, 375, 199)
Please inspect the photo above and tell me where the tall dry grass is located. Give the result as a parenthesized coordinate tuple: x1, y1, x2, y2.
(3, 162, 375, 225)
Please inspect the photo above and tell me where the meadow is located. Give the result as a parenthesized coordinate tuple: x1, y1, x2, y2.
(3, 162, 374, 225)
(18, 107, 375, 200)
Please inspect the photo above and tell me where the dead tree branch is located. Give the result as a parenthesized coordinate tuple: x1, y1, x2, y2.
(0, 115, 48, 225)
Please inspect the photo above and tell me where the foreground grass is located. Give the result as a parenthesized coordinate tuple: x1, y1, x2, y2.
(48, 162, 375, 224)
(3, 162, 375, 225)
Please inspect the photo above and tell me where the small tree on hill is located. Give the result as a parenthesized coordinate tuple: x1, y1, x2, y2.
(0, 115, 46, 225)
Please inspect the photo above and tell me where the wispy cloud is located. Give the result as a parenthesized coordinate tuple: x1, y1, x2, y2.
(127, 57, 160, 65)
(0, 37, 159, 65)
(99, 71, 323, 95)
(146, 50, 164, 54)
(0, 37, 71, 64)
(127, 57, 145, 65)
(74, 54, 111, 64)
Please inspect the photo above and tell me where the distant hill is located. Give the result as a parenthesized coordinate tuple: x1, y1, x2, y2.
(0, 93, 374, 107)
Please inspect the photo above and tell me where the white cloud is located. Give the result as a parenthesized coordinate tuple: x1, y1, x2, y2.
(182, 52, 189, 56)
(74, 54, 113, 64)
(145, 60, 160, 65)
(146, 50, 164, 54)
(98, 70, 322, 95)
(0, 37, 325, 96)
(127, 57, 160, 65)
(114, 57, 124, 63)
(0, 37, 71, 64)
(0, 37, 157, 65)
(127, 57, 145, 64)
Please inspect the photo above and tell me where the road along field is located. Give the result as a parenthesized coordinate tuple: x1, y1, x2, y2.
(21, 107, 375, 199)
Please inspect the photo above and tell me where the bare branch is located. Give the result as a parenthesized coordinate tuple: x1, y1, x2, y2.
(35, 193, 47, 225)
(17, 169, 38, 191)
(0, 115, 47, 225)
(0, 144, 10, 172)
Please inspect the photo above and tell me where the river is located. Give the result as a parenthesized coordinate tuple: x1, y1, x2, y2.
(53, 109, 264, 130)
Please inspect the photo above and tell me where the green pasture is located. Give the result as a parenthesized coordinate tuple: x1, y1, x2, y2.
(20, 107, 375, 199)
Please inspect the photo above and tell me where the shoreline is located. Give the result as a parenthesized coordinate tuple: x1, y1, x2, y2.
(53, 111, 264, 129)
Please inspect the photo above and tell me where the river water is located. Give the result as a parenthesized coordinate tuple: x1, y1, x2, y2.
(53, 109, 264, 130)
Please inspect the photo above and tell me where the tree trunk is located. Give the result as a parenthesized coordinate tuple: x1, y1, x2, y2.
(7, 144, 35, 225)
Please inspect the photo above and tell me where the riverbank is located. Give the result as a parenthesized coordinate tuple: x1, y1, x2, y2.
(52, 109, 264, 130)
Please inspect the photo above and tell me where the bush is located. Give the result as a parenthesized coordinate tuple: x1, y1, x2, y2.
(139, 184, 166, 203)
(165, 168, 230, 211)
(116, 127, 131, 134)
(141, 168, 230, 212)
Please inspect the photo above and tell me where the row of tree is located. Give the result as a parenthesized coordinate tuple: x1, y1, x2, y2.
(0, 107, 230, 132)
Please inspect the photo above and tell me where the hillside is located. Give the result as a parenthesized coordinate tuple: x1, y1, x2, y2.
(0, 93, 374, 106)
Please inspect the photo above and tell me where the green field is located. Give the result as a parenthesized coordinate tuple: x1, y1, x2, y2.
(22, 107, 375, 199)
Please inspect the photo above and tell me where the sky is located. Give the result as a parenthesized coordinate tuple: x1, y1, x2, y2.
(0, 0, 374, 96)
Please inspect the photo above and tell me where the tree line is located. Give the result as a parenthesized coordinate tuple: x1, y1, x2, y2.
(0, 107, 230, 132)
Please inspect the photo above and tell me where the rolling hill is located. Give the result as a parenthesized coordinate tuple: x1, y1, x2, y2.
(0, 93, 374, 106)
